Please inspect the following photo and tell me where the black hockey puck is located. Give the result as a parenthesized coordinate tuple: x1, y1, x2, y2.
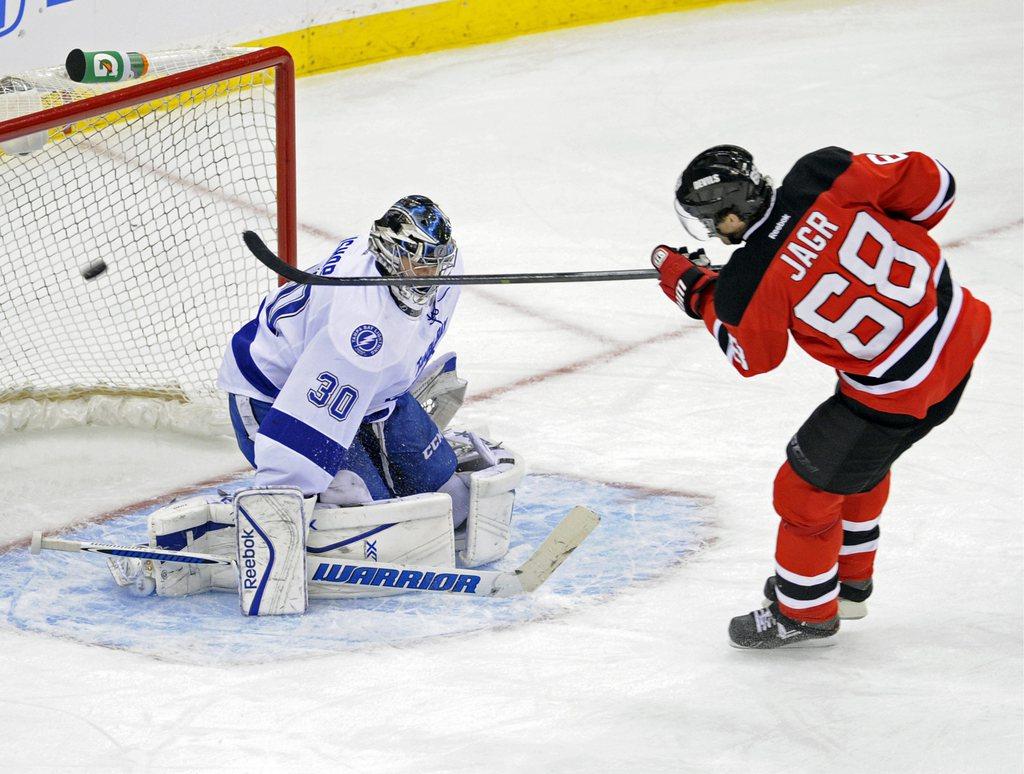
(80, 258, 108, 280)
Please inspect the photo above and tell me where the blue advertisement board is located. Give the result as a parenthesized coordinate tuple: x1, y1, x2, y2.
(2, 1, 74, 40)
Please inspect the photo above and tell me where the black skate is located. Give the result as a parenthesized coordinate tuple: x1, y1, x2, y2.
(762, 575, 872, 620)
(729, 602, 839, 649)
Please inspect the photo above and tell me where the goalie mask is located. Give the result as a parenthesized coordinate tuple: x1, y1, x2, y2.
(674, 145, 772, 244)
(369, 195, 458, 315)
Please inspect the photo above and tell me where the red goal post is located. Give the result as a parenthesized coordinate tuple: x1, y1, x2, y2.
(0, 47, 297, 433)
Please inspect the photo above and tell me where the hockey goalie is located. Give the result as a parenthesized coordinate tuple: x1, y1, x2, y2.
(108, 195, 527, 614)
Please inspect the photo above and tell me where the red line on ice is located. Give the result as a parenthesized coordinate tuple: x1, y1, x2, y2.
(0, 470, 247, 553)
(469, 327, 689, 403)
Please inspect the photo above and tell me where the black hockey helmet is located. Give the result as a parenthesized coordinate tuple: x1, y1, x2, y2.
(674, 145, 772, 242)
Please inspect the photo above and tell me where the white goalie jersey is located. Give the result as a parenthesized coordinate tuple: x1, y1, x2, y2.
(217, 234, 463, 496)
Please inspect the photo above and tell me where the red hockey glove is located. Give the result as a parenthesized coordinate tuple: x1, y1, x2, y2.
(650, 245, 717, 319)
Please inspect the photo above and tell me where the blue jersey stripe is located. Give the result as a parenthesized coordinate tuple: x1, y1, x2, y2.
(259, 408, 348, 476)
(231, 317, 281, 400)
(267, 284, 312, 335)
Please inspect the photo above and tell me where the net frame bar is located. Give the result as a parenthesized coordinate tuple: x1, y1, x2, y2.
(0, 45, 297, 271)
(0, 46, 298, 433)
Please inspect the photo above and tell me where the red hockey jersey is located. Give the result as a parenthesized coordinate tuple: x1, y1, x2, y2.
(700, 147, 990, 418)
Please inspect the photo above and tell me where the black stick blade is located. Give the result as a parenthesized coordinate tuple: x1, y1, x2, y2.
(243, 230, 319, 284)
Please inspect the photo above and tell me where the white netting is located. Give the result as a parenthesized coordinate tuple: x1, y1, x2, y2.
(0, 48, 285, 435)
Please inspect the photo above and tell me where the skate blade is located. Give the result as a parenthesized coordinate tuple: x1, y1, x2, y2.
(729, 636, 838, 650)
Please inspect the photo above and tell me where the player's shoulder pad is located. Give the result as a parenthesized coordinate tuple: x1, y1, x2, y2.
(714, 147, 854, 327)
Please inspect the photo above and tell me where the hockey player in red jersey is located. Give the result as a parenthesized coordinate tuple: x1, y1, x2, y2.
(651, 145, 990, 649)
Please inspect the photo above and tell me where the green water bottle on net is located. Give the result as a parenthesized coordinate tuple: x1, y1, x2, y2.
(65, 49, 150, 83)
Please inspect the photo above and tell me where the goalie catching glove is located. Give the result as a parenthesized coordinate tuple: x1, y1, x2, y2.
(650, 245, 717, 319)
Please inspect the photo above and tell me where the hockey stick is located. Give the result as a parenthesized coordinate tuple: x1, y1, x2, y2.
(29, 506, 600, 598)
(243, 230, 657, 286)
(31, 532, 235, 566)
(311, 505, 599, 597)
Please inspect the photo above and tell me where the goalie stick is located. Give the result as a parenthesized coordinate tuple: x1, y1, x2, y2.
(30, 532, 235, 566)
(29, 506, 600, 598)
(243, 230, 658, 286)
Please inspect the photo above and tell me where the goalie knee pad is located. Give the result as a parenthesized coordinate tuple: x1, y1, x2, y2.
(307, 492, 455, 599)
(448, 431, 525, 567)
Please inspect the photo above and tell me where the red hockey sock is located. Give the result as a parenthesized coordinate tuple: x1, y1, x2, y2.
(772, 462, 843, 623)
(838, 472, 889, 582)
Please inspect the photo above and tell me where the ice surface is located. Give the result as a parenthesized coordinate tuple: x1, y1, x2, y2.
(0, 0, 1020, 770)
(1, 474, 704, 663)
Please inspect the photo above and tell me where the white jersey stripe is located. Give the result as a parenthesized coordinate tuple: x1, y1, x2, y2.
(234, 394, 261, 441)
(911, 157, 952, 222)
(867, 259, 945, 378)
(840, 539, 880, 556)
(840, 280, 963, 396)
(842, 517, 880, 533)
(741, 188, 778, 240)
(777, 585, 840, 609)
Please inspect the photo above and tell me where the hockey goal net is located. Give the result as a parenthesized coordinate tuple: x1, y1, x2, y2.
(0, 47, 295, 434)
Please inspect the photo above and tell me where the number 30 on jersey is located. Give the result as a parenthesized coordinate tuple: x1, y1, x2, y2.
(307, 372, 359, 421)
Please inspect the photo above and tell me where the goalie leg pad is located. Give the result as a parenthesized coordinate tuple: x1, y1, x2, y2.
(235, 487, 311, 616)
(307, 492, 454, 599)
(450, 432, 526, 567)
